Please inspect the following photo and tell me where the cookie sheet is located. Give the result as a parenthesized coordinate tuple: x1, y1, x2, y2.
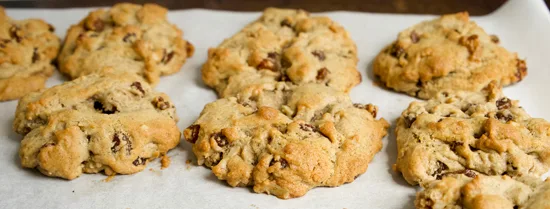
(1, 0, 549, 208)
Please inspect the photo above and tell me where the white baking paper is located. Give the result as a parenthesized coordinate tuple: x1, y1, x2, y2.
(1, 0, 549, 208)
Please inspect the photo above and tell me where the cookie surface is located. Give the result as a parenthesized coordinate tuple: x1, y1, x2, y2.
(0, 7, 60, 101)
(184, 83, 388, 199)
(202, 7, 360, 98)
(416, 174, 550, 209)
(395, 82, 550, 186)
(14, 70, 180, 179)
(58, 3, 194, 85)
(373, 12, 527, 99)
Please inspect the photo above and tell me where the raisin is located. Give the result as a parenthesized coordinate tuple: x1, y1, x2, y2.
(93, 101, 117, 114)
(212, 133, 228, 147)
(161, 50, 175, 64)
(311, 50, 326, 61)
(280, 19, 292, 28)
(403, 116, 416, 128)
(490, 35, 499, 44)
(185, 124, 200, 143)
(496, 112, 513, 122)
(280, 57, 292, 69)
(86, 19, 104, 32)
(515, 59, 527, 81)
(473, 130, 485, 139)
(111, 133, 132, 154)
(132, 157, 147, 166)
(131, 82, 145, 94)
(270, 157, 288, 169)
(496, 98, 511, 110)
(0, 39, 8, 48)
(122, 33, 136, 43)
(9, 26, 22, 42)
(32, 48, 39, 63)
(433, 161, 448, 179)
(353, 103, 377, 118)
(300, 123, 316, 132)
(410, 31, 420, 43)
(267, 52, 278, 59)
(469, 145, 480, 151)
(416, 80, 423, 87)
(389, 43, 405, 58)
(463, 169, 477, 178)
(152, 97, 170, 110)
(48, 24, 55, 32)
(316, 67, 329, 81)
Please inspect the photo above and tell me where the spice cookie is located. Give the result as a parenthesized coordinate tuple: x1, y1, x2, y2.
(0, 7, 60, 101)
(202, 7, 360, 98)
(184, 83, 388, 199)
(416, 174, 550, 209)
(373, 12, 527, 99)
(14, 70, 180, 179)
(58, 3, 194, 85)
(395, 82, 550, 186)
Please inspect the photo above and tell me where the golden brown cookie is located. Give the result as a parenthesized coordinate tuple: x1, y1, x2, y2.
(14, 70, 180, 179)
(202, 8, 360, 98)
(0, 7, 60, 101)
(58, 3, 194, 85)
(374, 12, 527, 99)
(184, 83, 388, 199)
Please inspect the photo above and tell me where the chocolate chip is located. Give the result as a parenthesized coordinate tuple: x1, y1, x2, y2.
(316, 67, 329, 81)
(161, 50, 175, 64)
(270, 158, 288, 169)
(515, 59, 527, 81)
(300, 123, 316, 132)
(185, 125, 200, 143)
(48, 24, 55, 32)
(93, 101, 117, 114)
(257, 52, 280, 72)
(132, 157, 147, 166)
(490, 35, 499, 44)
(496, 112, 513, 122)
(389, 43, 405, 58)
(311, 50, 326, 61)
(267, 52, 278, 59)
(32, 48, 39, 63)
(111, 133, 132, 154)
(496, 98, 511, 110)
(9, 26, 22, 42)
(403, 116, 416, 128)
(410, 31, 420, 43)
(122, 33, 136, 43)
(280, 19, 292, 28)
(152, 97, 170, 110)
(212, 133, 228, 147)
(130, 82, 145, 94)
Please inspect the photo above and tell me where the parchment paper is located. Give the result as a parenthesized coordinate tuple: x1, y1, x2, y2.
(1, 0, 549, 208)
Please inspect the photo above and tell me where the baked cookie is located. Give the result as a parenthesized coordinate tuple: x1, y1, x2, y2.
(14, 70, 180, 179)
(373, 12, 527, 99)
(184, 83, 389, 199)
(58, 3, 194, 85)
(416, 174, 550, 209)
(395, 82, 550, 186)
(202, 7, 360, 98)
(0, 7, 60, 101)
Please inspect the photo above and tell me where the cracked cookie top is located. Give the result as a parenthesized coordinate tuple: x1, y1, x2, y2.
(374, 12, 526, 99)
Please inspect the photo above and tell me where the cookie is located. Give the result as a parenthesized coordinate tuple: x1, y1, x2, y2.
(57, 3, 194, 85)
(373, 12, 527, 99)
(416, 174, 550, 209)
(202, 7, 360, 98)
(14, 70, 180, 179)
(0, 7, 60, 101)
(184, 83, 389, 199)
(394, 82, 550, 186)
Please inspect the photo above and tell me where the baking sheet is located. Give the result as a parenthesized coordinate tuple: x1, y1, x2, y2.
(1, 0, 550, 208)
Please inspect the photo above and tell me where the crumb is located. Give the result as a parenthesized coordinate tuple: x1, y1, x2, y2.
(103, 175, 115, 182)
(186, 159, 192, 170)
(161, 155, 171, 169)
(392, 164, 398, 172)
(250, 204, 259, 209)
(72, 190, 74, 193)
(149, 168, 154, 172)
